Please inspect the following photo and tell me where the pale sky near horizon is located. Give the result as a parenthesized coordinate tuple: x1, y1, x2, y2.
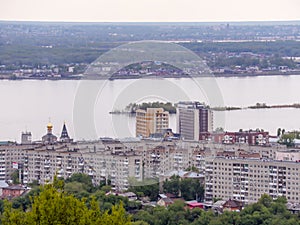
(1, 0, 300, 22)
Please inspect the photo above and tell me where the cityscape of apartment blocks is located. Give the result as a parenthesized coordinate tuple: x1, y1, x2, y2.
(2, 101, 300, 204)
(2, 121, 300, 204)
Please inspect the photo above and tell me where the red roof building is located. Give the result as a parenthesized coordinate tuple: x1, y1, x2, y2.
(2, 185, 26, 199)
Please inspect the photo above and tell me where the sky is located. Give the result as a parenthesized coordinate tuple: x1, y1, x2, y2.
(0, 0, 300, 22)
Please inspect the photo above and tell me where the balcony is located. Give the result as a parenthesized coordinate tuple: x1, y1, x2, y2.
(205, 190, 213, 194)
(100, 171, 106, 176)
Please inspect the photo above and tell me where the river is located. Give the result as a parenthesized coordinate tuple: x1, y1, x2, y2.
(0, 75, 300, 142)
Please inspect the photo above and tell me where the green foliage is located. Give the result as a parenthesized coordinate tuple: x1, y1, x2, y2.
(182, 41, 300, 58)
(1, 183, 131, 225)
(128, 179, 159, 201)
(65, 173, 94, 192)
(126, 102, 176, 114)
(132, 194, 300, 225)
(4, 178, 300, 225)
(163, 175, 181, 197)
(186, 166, 200, 173)
(163, 176, 204, 201)
(279, 133, 297, 147)
(180, 179, 204, 201)
(28, 180, 39, 188)
(10, 170, 20, 184)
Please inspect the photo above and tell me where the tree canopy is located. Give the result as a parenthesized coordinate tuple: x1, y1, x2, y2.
(1, 182, 131, 225)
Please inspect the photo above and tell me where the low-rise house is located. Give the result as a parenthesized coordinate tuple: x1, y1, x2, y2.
(186, 201, 204, 209)
(2, 185, 26, 199)
(119, 192, 137, 201)
(223, 199, 243, 212)
(157, 197, 173, 207)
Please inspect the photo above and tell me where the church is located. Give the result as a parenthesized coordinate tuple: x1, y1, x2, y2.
(41, 122, 72, 143)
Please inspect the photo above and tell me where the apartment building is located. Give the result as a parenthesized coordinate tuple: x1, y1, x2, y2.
(177, 101, 213, 141)
(222, 130, 269, 146)
(136, 108, 169, 137)
(0, 137, 206, 190)
(20, 141, 144, 191)
(205, 156, 300, 204)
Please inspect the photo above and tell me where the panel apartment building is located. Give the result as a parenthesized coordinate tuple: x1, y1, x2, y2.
(205, 156, 300, 204)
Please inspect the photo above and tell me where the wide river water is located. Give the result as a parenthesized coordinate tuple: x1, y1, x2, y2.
(1, 75, 300, 142)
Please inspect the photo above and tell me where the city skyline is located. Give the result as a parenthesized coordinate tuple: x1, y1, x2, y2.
(1, 0, 299, 22)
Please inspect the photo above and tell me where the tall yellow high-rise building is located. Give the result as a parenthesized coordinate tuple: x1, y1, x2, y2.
(136, 108, 169, 137)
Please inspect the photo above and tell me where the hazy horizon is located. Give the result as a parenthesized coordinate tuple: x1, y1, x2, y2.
(1, 0, 299, 23)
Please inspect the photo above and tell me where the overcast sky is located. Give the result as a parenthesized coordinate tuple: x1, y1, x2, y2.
(1, 0, 299, 22)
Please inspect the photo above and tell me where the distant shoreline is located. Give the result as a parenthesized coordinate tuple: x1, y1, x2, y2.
(1, 71, 300, 81)
(110, 103, 300, 114)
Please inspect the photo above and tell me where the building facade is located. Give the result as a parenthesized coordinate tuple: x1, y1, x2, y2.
(177, 101, 213, 141)
(136, 108, 169, 137)
(205, 156, 300, 204)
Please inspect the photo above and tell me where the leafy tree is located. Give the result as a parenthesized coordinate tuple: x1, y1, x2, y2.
(1, 182, 131, 225)
(65, 173, 94, 192)
(163, 175, 181, 197)
(128, 179, 159, 201)
(163, 176, 204, 201)
(11, 170, 20, 184)
(185, 166, 200, 173)
(215, 127, 224, 132)
(277, 128, 282, 137)
(180, 179, 204, 201)
(279, 133, 296, 147)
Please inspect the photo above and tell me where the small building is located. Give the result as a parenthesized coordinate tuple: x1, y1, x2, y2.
(2, 185, 26, 199)
(212, 200, 226, 213)
(222, 130, 269, 146)
(186, 201, 204, 209)
(276, 149, 300, 162)
(222, 199, 243, 212)
(157, 197, 173, 207)
(119, 192, 137, 201)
